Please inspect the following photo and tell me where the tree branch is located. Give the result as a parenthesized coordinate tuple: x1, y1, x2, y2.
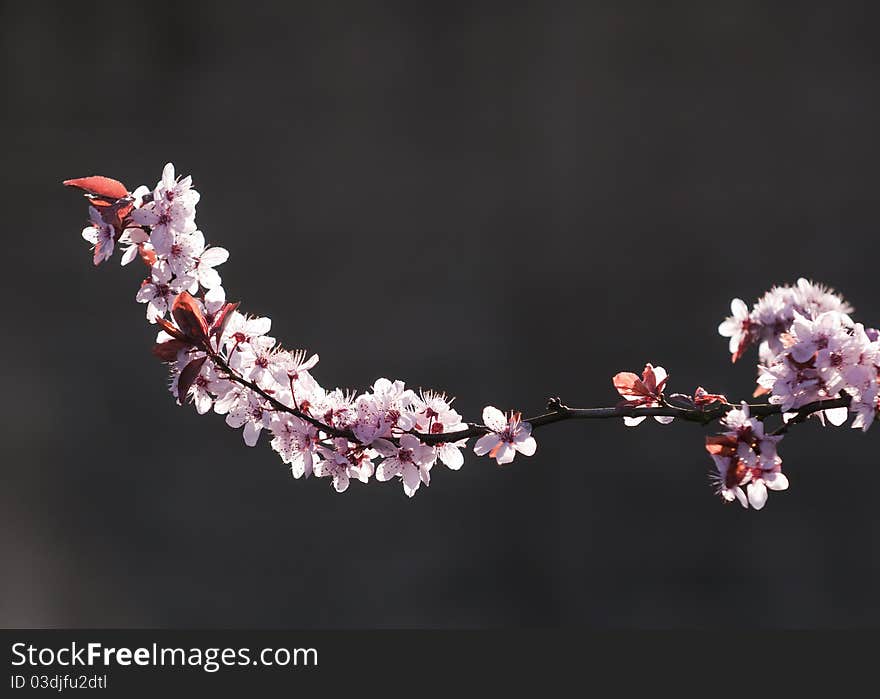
(411, 394, 853, 445)
(203, 341, 852, 448)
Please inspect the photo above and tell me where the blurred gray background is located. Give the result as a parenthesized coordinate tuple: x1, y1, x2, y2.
(2, 1, 878, 627)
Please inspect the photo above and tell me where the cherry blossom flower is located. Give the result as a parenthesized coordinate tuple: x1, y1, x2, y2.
(718, 298, 753, 362)
(135, 265, 195, 323)
(755, 310, 878, 427)
(81, 206, 117, 265)
(352, 379, 417, 444)
(229, 335, 280, 389)
(412, 391, 469, 469)
(473, 407, 536, 465)
(223, 311, 273, 353)
(374, 434, 436, 497)
(269, 414, 319, 478)
(118, 227, 150, 266)
(173, 355, 230, 414)
(613, 364, 674, 426)
(268, 349, 320, 401)
(706, 403, 788, 509)
(131, 163, 198, 254)
(850, 386, 879, 431)
(306, 387, 358, 432)
(315, 438, 376, 493)
(157, 229, 204, 280)
(191, 235, 229, 289)
(214, 386, 271, 446)
(721, 279, 855, 367)
(793, 278, 853, 319)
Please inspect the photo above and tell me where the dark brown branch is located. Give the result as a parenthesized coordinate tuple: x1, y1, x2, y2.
(202, 345, 852, 448)
(411, 395, 853, 445)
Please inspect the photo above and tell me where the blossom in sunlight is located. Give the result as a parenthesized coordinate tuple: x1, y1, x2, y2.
(718, 298, 753, 363)
(81, 206, 117, 265)
(473, 406, 536, 466)
(374, 434, 436, 497)
(613, 364, 674, 426)
(706, 403, 788, 510)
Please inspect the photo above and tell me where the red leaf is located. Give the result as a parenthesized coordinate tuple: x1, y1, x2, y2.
(209, 301, 240, 343)
(63, 175, 128, 200)
(705, 435, 737, 457)
(155, 317, 188, 343)
(139, 246, 158, 267)
(613, 372, 650, 398)
(176, 355, 208, 405)
(171, 292, 209, 343)
(152, 339, 189, 362)
(694, 386, 728, 407)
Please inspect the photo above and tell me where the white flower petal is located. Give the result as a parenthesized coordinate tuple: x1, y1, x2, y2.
(482, 406, 507, 432)
(494, 442, 515, 465)
(824, 407, 849, 427)
(200, 247, 230, 267)
(764, 472, 789, 491)
(514, 435, 536, 457)
(242, 421, 261, 447)
(474, 434, 500, 456)
(748, 480, 768, 510)
(402, 464, 421, 497)
(439, 444, 464, 470)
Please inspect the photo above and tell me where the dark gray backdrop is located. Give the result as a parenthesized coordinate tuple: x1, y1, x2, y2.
(2, 1, 878, 627)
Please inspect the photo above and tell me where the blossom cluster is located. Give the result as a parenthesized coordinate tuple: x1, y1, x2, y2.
(710, 280, 878, 507)
(70, 165, 538, 497)
(69, 164, 876, 509)
(719, 280, 879, 432)
(706, 403, 787, 509)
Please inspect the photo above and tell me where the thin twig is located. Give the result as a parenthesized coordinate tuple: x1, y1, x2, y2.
(201, 347, 852, 447)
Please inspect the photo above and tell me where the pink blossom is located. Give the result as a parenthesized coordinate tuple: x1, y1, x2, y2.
(473, 406, 536, 465)
(374, 434, 435, 497)
(81, 206, 116, 265)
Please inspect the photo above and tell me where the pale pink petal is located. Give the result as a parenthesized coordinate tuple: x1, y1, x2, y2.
(824, 407, 849, 427)
(733, 298, 749, 317)
(482, 406, 507, 432)
(474, 433, 501, 456)
(402, 464, 421, 497)
(120, 245, 139, 266)
(439, 444, 464, 470)
(493, 442, 515, 465)
(747, 480, 768, 510)
(651, 366, 668, 386)
(246, 317, 272, 336)
(513, 435, 537, 457)
(162, 162, 176, 188)
(242, 421, 261, 447)
(333, 472, 350, 493)
(198, 266, 222, 289)
(200, 247, 229, 267)
(376, 459, 400, 482)
(764, 472, 789, 491)
(194, 391, 213, 415)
